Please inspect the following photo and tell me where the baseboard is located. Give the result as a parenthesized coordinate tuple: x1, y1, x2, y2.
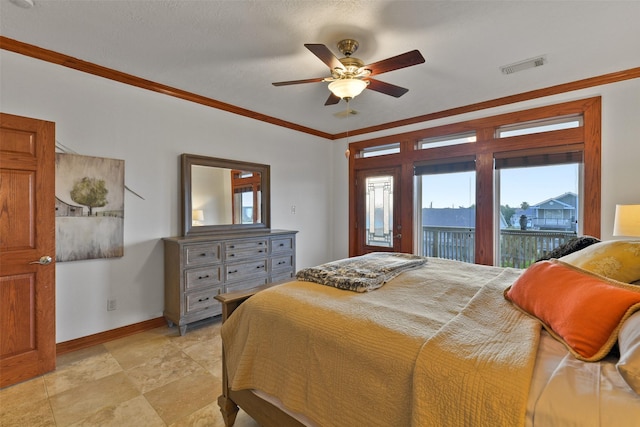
(56, 317, 167, 356)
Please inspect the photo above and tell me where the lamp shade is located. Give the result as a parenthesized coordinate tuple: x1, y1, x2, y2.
(328, 79, 367, 99)
(192, 209, 204, 222)
(613, 204, 640, 237)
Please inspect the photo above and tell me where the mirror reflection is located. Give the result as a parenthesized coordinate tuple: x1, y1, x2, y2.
(181, 154, 270, 236)
(191, 166, 262, 227)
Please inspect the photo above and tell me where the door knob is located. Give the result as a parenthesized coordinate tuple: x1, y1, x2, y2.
(29, 256, 52, 265)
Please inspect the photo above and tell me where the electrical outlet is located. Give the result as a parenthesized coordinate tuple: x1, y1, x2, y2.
(107, 299, 117, 311)
(291, 205, 296, 215)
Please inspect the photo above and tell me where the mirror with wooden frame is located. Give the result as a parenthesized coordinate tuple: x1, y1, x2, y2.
(181, 154, 270, 235)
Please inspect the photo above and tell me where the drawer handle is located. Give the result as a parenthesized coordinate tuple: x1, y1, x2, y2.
(197, 297, 210, 302)
(229, 254, 235, 257)
(198, 275, 210, 280)
(278, 261, 286, 265)
(258, 242, 264, 245)
(279, 243, 285, 247)
(200, 253, 207, 257)
(258, 249, 264, 253)
(256, 265, 264, 269)
(229, 245, 235, 249)
(229, 269, 238, 274)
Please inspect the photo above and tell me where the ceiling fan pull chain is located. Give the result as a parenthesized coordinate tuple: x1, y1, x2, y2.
(346, 98, 351, 144)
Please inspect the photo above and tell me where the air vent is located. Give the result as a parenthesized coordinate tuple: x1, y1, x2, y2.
(9, 0, 34, 8)
(500, 56, 546, 75)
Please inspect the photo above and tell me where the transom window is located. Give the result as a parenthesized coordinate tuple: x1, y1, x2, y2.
(496, 115, 583, 138)
(359, 143, 401, 158)
(418, 132, 477, 149)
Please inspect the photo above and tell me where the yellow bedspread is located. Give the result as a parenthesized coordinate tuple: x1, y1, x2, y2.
(412, 270, 541, 427)
(221, 258, 540, 427)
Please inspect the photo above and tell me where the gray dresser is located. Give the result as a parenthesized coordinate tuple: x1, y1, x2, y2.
(163, 229, 297, 335)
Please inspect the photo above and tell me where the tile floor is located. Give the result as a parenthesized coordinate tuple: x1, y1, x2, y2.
(0, 319, 260, 427)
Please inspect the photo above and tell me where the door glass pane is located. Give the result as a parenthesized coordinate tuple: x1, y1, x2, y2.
(365, 176, 394, 248)
(418, 171, 475, 262)
(497, 163, 580, 268)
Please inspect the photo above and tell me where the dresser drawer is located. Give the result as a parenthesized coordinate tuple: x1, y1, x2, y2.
(225, 239, 268, 261)
(185, 266, 222, 291)
(271, 254, 293, 271)
(271, 236, 294, 254)
(184, 243, 221, 266)
(185, 287, 221, 314)
(225, 259, 268, 282)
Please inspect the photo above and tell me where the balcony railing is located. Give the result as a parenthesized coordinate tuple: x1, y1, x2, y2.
(422, 227, 475, 263)
(421, 226, 577, 268)
(530, 217, 575, 230)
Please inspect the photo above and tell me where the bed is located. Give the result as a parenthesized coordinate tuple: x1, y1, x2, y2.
(216, 242, 640, 427)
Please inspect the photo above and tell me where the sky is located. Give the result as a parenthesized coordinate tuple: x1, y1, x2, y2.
(421, 164, 579, 209)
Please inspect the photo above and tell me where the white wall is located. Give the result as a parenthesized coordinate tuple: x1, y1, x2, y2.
(329, 78, 640, 256)
(1, 50, 335, 342)
(3, 49, 639, 342)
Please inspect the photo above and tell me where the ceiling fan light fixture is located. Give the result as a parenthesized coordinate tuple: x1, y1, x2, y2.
(328, 79, 367, 100)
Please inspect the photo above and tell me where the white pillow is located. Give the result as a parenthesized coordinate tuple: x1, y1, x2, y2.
(617, 311, 640, 394)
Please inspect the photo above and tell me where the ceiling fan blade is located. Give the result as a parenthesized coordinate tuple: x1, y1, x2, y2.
(366, 78, 409, 98)
(304, 44, 345, 71)
(272, 77, 325, 86)
(324, 92, 341, 106)
(364, 50, 425, 75)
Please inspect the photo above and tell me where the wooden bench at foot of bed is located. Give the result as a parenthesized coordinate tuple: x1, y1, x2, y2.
(215, 284, 306, 427)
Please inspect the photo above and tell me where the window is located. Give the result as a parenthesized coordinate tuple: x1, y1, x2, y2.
(360, 143, 400, 158)
(231, 170, 261, 224)
(418, 132, 476, 149)
(415, 158, 476, 262)
(495, 154, 582, 268)
(348, 97, 601, 265)
(496, 116, 582, 138)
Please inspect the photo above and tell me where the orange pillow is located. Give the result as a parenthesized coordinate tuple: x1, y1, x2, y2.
(504, 259, 640, 362)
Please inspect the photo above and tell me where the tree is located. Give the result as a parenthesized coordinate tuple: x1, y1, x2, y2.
(500, 205, 516, 226)
(520, 201, 530, 210)
(70, 177, 108, 216)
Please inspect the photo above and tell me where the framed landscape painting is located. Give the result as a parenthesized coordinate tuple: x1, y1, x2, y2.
(55, 153, 125, 262)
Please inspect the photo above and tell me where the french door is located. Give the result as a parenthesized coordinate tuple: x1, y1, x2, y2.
(353, 167, 403, 256)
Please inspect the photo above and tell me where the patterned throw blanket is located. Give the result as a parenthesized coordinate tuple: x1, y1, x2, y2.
(295, 252, 427, 292)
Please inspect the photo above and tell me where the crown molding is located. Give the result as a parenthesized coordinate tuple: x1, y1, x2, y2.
(2, 36, 639, 141)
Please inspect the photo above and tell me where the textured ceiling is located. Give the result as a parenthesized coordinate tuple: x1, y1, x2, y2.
(2, 0, 639, 137)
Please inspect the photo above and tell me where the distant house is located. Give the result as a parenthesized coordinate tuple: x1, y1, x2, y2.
(422, 207, 475, 228)
(422, 207, 509, 229)
(514, 192, 577, 232)
(423, 191, 577, 232)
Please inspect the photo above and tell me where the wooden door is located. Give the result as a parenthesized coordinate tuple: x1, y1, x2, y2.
(353, 167, 403, 256)
(0, 113, 56, 388)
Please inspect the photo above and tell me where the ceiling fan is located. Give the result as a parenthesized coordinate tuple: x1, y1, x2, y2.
(272, 39, 425, 105)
